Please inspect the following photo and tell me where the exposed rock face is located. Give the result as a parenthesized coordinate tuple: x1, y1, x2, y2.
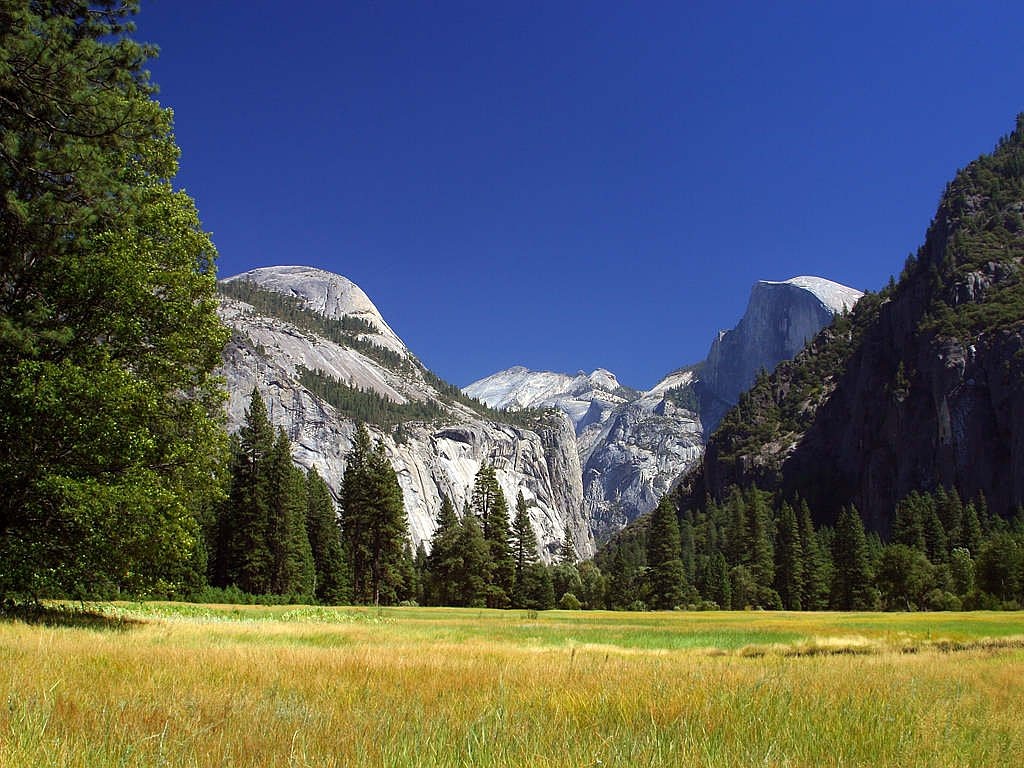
(218, 266, 593, 561)
(694, 117, 1024, 531)
(700, 276, 863, 434)
(464, 366, 636, 430)
(465, 278, 860, 539)
(467, 365, 706, 538)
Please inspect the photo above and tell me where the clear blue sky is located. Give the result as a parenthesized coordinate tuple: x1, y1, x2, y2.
(138, 1, 1024, 390)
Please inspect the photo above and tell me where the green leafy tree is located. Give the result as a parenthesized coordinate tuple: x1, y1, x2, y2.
(551, 563, 583, 604)
(576, 560, 607, 610)
(876, 544, 933, 610)
(949, 547, 975, 596)
(305, 467, 349, 604)
(0, 0, 229, 600)
(975, 534, 1022, 603)
(520, 562, 555, 610)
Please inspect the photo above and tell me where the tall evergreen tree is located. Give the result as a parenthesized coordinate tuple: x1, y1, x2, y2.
(341, 425, 409, 604)
(706, 551, 732, 608)
(560, 527, 577, 566)
(426, 496, 462, 606)
(892, 492, 927, 551)
(454, 509, 490, 607)
(305, 467, 348, 604)
(340, 425, 373, 601)
(647, 496, 687, 610)
(679, 508, 697, 584)
(745, 487, 775, 588)
(266, 428, 314, 599)
(797, 500, 831, 610)
(831, 506, 875, 610)
(938, 487, 964, 551)
(961, 500, 984, 555)
(470, 465, 514, 607)
(221, 389, 275, 594)
(511, 493, 540, 608)
(774, 502, 804, 610)
(922, 502, 949, 564)
(724, 486, 747, 566)
(364, 442, 410, 605)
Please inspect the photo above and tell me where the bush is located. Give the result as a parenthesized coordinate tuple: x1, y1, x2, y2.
(558, 593, 582, 610)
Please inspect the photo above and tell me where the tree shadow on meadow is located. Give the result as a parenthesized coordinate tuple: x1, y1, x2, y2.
(0, 601, 142, 632)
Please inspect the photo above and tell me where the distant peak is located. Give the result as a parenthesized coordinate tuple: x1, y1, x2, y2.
(587, 368, 621, 390)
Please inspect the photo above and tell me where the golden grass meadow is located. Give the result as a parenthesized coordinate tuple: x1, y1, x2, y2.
(2, 604, 1024, 767)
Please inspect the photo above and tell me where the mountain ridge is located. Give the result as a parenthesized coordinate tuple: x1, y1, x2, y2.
(689, 114, 1024, 531)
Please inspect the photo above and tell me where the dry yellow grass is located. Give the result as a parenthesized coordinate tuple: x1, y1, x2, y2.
(2, 605, 1023, 767)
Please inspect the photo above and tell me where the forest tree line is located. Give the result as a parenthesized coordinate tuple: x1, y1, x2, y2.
(201, 391, 1024, 612)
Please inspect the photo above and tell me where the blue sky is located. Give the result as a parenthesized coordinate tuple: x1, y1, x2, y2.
(138, 1, 1024, 389)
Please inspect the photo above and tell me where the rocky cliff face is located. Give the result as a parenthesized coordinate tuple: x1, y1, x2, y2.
(694, 116, 1024, 531)
(467, 365, 706, 538)
(465, 277, 860, 539)
(218, 266, 593, 561)
(699, 276, 862, 434)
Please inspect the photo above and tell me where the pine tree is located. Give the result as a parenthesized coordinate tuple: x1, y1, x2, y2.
(454, 510, 490, 607)
(560, 527, 577, 566)
(470, 465, 513, 607)
(647, 496, 686, 610)
(724, 486, 747, 566)
(222, 389, 275, 595)
(892, 492, 926, 550)
(961, 501, 984, 555)
(797, 500, 831, 610)
(922, 502, 949, 564)
(511, 493, 540, 608)
(426, 496, 462, 606)
(365, 442, 410, 605)
(305, 467, 348, 604)
(706, 551, 731, 609)
(340, 425, 374, 602)
(266, 428, 315, 599)
(341, 426, 409, 604)
(831, 506, 875, 610)
(745, 487, 775, 589)
(774, 502, 804, 610)
(679, 508, 696, 584)
(938, 487, 964, 550)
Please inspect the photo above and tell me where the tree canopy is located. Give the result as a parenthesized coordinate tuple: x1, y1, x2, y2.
(0, 1, 229, 599)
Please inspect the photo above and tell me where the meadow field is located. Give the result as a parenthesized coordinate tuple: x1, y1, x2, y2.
(2, 604, 1023, 767)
